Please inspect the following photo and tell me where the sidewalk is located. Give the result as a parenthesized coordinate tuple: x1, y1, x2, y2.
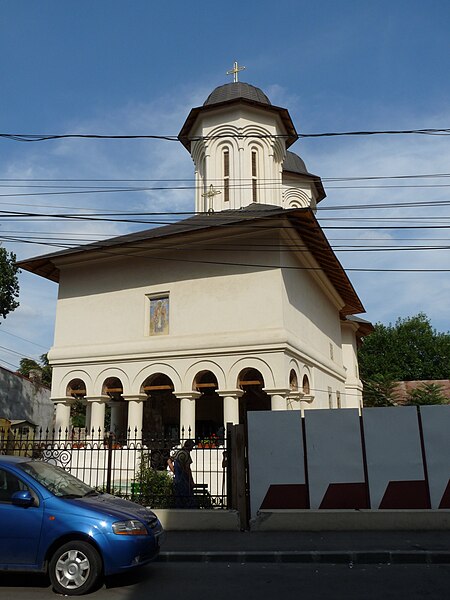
(158, 530, 450, 564)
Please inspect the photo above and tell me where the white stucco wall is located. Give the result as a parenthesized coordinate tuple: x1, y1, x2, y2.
(48, 225, 358, 411)
(52, 241, 285, 356)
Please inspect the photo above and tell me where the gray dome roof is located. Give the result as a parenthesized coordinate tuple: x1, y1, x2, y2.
(204, 82, 271, 106)
(283, 151, 309, 175)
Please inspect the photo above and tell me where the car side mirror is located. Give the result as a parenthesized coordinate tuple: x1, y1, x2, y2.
(12, 490, 35, 507)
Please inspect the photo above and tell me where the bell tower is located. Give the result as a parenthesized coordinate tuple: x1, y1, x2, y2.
(178, 67, 325, 213)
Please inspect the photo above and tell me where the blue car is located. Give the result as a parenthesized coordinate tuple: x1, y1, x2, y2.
(0, 455, 164, 595)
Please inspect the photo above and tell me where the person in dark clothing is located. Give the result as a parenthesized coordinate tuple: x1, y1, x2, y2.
(167, 439, 196, 508)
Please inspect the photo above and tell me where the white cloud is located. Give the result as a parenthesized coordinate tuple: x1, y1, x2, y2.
(307, 122, 450, 332)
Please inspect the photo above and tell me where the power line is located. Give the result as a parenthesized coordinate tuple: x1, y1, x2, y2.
(4, 231, 450, 248)
(0, 358, 21, 371)
(13, 237, 450, 272)
(0, 328, 49, 350)
(0, 343, 40, 362)
(1, 183, 450, 201)
(1, 172, 450, 183)
(0, 209, 449, 228)
(1, 228, 449, 242)
(1, 128, 450, 143)
(0, 195, 449, 218)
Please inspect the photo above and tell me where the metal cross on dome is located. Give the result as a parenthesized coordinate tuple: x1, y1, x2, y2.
(202, 184, 221, 213)
(226, 61, 246, 83)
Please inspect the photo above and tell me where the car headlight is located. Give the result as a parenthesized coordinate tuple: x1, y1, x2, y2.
(112, 520, 148, 535)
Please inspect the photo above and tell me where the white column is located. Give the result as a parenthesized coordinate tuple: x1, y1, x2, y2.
(218, 389, 243, 426)
(264, 388, 290, 411)
(175, 392, 200, 440)
(52, 397, 73, 436)
(109, 400, 123, 434)
(85, 401, 92, 431)
(85, 396, 108, 438)
(123, 394, 146, 438)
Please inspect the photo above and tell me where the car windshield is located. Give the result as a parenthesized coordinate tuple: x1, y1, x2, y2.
(18, 460, 95, 498)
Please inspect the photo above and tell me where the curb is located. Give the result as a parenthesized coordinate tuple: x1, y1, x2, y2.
(158, 550, 450, 564)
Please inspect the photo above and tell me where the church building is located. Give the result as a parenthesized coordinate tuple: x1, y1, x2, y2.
(19, 68, 371, 440)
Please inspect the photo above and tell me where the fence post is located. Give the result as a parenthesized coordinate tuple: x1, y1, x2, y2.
(106, 432, 114, 494)
(229, 424, 248, 530)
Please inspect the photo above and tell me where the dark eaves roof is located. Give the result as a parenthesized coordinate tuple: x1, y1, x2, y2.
(17, 204, 365, 317)
(283, 151, 326, 203)
(345, 315, 374, 337)
(204, 82, 271, 106)
(179, 83, 298, 151)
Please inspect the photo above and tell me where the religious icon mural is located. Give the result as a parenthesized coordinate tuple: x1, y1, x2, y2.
(150, 296, 169, 335)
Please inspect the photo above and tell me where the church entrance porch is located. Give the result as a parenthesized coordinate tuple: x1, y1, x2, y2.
(238, 368, 271, 430)
(141, 374, 179, 440)
(194, 371, 223, 445)
(53, 355, 297, 446)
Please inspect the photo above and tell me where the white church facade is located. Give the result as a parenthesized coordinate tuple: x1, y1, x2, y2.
(19, 74, 371, 441)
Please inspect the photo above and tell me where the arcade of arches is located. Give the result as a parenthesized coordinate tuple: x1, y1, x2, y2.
(54, 368, 311, 440)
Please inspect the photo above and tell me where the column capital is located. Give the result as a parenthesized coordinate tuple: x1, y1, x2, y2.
(286, 391, 305, 401)
(51, 396, 75, 407)
(263, 387, 291, 397)
(122, 394, 147, 403)
(218, 389, 244, 399)
(301, 394, 315, 403)
(174, 391, 201, 401)
(85, 395, 109, 404)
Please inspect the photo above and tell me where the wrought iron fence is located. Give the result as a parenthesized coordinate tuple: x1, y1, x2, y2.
(0, 427, 229, 509)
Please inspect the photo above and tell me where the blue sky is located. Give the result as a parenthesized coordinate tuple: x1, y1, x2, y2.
(0, 0, 449, 370)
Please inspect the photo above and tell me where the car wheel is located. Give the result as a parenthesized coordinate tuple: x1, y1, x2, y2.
(49, 540, 102, 596)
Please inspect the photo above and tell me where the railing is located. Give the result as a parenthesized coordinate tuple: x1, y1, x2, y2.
(0, 427, 229, 510)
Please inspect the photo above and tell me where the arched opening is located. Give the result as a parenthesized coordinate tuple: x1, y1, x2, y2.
(66, 379, 87, 431)
(302, 374, 310, 395)
(141, 374, 178, 439)
(290, 369, 298, 391)
(223, 147, 230, 203)
(193, 371, 222, 442)
(102, 377, 125, 435)
(238, 368, 270, 428)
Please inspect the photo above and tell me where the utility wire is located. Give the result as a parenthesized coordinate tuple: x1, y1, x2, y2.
(5, 235, 449, 252)
(1, 128, 450, 142)
(1, 172, 450, 182)
(0, 328, 49, 350)
(12, 237, 450, 272)
(1, 183, 450, 200)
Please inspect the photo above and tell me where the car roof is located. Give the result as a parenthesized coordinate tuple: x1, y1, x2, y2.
(0, 455, 30, 464)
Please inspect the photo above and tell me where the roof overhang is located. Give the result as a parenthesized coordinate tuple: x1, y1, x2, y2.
(178, 98, 298, 151)
(17, 206, 365, 317)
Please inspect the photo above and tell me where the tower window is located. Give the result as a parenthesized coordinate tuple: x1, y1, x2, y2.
(251, 149, 258, 202)
(302, 375, 310, 395)
(223, 149, 230, 202)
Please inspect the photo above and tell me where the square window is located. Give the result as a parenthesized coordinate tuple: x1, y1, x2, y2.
(149, 296, 169, 336)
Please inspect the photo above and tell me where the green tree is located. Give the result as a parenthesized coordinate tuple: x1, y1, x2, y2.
(17, 353, 52, 388)
(0, 247, 19, 319)
(358, 313, 450, 382)
(407, 383, 449, 406)
(361, 374, 399, 407)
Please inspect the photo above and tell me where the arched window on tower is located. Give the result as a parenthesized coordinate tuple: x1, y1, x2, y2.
(302, 375, 310, 396)
(251, 148, 258, 202)
(223, 148, 230, 202)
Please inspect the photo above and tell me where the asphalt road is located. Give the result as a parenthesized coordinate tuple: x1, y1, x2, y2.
(1, 562, 450, 600)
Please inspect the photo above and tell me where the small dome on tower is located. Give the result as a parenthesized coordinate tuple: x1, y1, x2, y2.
(204, 82, 271, 106)
(283, 151, 309, 175)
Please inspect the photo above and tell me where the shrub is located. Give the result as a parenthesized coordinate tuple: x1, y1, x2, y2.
(135, 455, 174, 508)
(407, 383, 448, 406)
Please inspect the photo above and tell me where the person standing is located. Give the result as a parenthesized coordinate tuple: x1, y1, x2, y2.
(168, 439, 196, 508)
